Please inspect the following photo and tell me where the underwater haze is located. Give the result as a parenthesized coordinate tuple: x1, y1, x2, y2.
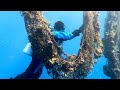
(0, 11, 110, 79)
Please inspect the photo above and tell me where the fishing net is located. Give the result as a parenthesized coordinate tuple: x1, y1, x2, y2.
(21, 11, 103, 79)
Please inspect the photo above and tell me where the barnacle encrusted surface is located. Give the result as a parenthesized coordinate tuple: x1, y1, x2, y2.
(103, 11, 120, 79)
(21, 11, 51, 62)
(21, 11, 102, 79)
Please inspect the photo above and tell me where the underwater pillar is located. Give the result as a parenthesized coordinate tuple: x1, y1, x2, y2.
(103, 11, 120, 79)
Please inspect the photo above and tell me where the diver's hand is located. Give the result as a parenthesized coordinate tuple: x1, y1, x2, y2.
(78, 25, 84, 33)
(72, 29, 81, 36)
(72, 25, 84, 36)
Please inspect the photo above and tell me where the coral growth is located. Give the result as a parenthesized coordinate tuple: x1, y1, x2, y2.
(21, 11, 51, 62)
(21, 11, 102, 79)
(103, 11, 120, 79)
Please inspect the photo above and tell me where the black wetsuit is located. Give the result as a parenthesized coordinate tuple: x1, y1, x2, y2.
(15, 56, 43, 79)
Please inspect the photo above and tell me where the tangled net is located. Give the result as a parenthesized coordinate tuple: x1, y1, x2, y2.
(21, 11, 103, 79)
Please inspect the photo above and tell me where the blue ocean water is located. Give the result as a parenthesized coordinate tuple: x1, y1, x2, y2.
(0, 11, 110, 79)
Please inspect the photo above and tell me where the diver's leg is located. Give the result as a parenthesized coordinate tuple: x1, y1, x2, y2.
(14, 56, 44, 79)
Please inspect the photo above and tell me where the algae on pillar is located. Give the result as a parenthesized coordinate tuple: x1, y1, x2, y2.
(103, 11, 120, 79)
(21, 11, 51, 63)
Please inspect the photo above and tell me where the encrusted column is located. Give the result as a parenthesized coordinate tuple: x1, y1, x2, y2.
(103, 11, 120, 79)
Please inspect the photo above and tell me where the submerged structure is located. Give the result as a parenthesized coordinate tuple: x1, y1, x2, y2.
(21, 11, 102, 79)
(103, 11, 120, 79)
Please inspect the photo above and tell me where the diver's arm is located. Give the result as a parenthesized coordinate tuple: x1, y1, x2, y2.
(54, 31, 75, 41)
(53, 25, 83, 41)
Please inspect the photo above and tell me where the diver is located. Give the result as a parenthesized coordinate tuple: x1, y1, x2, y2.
(14, 21, 84, 79)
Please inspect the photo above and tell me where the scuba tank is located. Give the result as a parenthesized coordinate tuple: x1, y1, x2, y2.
(23, 43, 32, 56)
